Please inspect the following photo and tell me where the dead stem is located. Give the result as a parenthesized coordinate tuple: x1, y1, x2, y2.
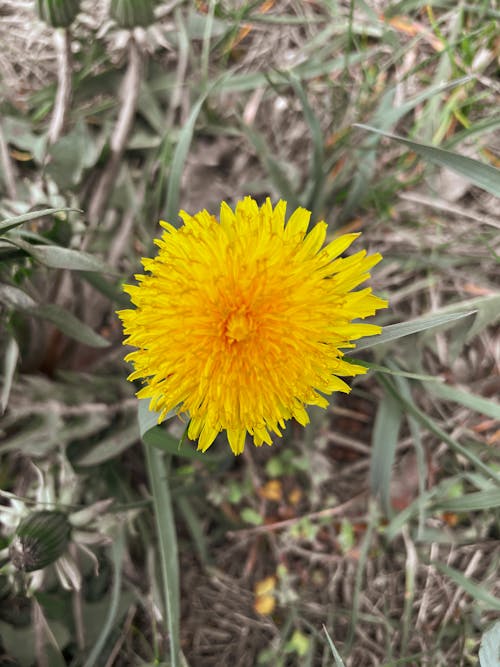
(88, 35, 142, 225)
(70, 544, 85, 650)
(0, 117, 17, 198)
(226, 490, 368, 539)
(48, 28, 72, 145)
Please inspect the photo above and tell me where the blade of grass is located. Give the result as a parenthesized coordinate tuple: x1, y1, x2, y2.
(217, 49, 379, 93)
(425, 382, 500, 420)
(176, 495, 211, 566)
(240, 123, 299, 207)
(354, 124, 500, 197)
(370, 384, 403, 515)
(138, 399, 220, 461)
(29, 304, 110, 348)
(143, 441, 180, 666)
(433, 489, 500, 512)
(355, 310, 475, 351)
(345, 357, 440, 382)
(401, 526, 418, 656)
(385, 484, 442, 542)
(0, 208, 79, 235)
(3, 234, 114, 274)
(433, 562, 500, 611)
(288, 72, 325, 219)
(347, 500, 378, 650)
(200, 0, 216, 85)
(378, 375, 500, 487)
(339, 77, 470, 222)
(391, 369, 427, 539)
(165, 79, 221, 223)
(322, 626, 347, 667)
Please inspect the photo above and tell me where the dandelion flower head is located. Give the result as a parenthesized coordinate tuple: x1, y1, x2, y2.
(119, 197, 387, 454)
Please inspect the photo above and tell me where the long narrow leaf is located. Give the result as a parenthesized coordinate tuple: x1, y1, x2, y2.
(370, 388, 402, 515)
(30, 304, 110, 348)
(4, 235, 114, 273)
(433, 489, 500, 512)
(434, 562, 500, 611)
(355, 310, 475, 351)
(144, 441, 180, 666)
(426, 382, 500, 420)
(345, 357, 439, 381)
(378, 375, 500, 486)
(139, 399, 220, 461)
(355, 124, 500, 197)
(339, 78, 469, 222)
(323, 626, 347, 667)
(165, 84, 215, 223)
(0, 207, 79, 235)
(392, 369, 427, 539)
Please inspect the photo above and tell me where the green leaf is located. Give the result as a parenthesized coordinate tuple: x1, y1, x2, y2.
(339, 78, 470, 222)
(323, 626, 347, 667)
(0, 283, 36, 310)
(370, 389, 403, 515)
(217, 50, 378, 93)
(0, 207, 78, 235)
(176, 495, 211, 566)
(289, 71, 325, 217)
(355, 124, 500, 197)
(345, 357, 439, 382)
(138, 397, 175, 438)
(433, 489, 500, 512)
(479, 622, 500, 667)
(1, 116, 47, 163)
(355, 310, 476, 351)
(138, 398, 219, 460)
(4, 235, 114, 273)
(30, 304, 110, 348)
(144, 445, 181, 667)
(241, 123, 299, 207)
(378, 375, 500, 487)
(47, 121, 100, 189)
(240, 507, 263, 526)
(80, 271, 130, 306)
(385, 485, 441, 542)
(426, 382, 500, 420)
(434, 562, 500, 611)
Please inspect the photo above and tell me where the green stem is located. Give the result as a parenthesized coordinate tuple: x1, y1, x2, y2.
(144, 444, 180, 666)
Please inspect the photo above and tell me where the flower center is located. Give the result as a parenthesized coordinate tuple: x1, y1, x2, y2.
(225, 307, 253, 344)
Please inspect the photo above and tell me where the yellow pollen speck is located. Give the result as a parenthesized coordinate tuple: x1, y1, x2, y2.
(118, 196, 388, 455)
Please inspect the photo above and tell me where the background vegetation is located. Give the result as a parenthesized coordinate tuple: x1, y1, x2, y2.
(0, 1, 499, 665)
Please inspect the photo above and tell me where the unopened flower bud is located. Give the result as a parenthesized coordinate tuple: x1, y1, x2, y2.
(109, 0, 157, 29)
(36, 0, 81, 28)
(9, 511, 71, 572)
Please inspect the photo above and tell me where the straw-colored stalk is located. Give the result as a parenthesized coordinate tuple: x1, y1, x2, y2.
(88, 35, 142, 223)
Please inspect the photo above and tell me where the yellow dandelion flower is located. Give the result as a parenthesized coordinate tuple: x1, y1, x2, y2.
(118, 197, 387, 455)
